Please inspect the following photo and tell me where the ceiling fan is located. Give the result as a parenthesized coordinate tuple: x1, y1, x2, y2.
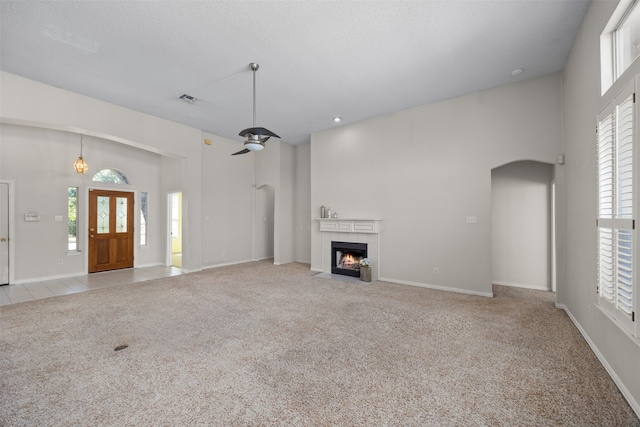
(232, 63, 280, 156)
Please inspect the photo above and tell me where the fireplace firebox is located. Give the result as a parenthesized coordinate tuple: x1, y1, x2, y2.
(331, 241, 368, 277)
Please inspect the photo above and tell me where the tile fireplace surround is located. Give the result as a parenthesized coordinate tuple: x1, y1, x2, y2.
(317, 219, 382, 281)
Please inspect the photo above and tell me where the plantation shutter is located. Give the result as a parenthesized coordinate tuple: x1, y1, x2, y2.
(596, 80, 636, 336)
(617, 93, 634, 319)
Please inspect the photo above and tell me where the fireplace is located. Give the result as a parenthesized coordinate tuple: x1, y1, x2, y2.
(331, 241, 367, 277)
(317, 219, 381, 282)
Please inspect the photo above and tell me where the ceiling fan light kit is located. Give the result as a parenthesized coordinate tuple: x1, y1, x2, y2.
(231, 63, 280, 156)
(245, 141, 264, 152)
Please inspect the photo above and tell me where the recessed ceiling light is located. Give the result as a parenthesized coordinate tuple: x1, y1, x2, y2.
(333, 117, 342, 123)
(511, 68, 524, 77)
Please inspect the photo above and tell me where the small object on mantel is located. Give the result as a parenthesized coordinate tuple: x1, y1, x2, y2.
(327, 208, 332, 218)
(321, 205, 326, 218)
(333, 212, 338, 218)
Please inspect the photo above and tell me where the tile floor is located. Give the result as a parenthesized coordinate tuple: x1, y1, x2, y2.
(0, 265, 182, 306)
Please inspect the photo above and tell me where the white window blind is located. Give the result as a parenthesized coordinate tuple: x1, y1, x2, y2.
(597, 80, 636, 336)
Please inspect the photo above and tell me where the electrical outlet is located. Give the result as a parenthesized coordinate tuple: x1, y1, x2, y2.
(434, 267, 439, 275)
(466, 216, 478, 224)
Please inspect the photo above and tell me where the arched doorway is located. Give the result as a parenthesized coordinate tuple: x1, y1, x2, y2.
(491, 161, 554, 291)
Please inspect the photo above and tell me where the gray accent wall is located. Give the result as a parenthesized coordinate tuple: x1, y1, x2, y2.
(561, 0, 640, 415)
(310, 73, 562, 297)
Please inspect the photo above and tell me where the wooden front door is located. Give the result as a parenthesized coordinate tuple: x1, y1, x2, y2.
(88, 189, 134, 273)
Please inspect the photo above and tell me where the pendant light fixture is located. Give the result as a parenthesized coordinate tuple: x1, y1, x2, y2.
(73, 134, 89, 174)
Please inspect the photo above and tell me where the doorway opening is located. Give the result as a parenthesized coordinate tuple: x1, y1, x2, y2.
(168, 192, 182, 268)
(491, 161, 555, 291)
(0, 181, 11, 285)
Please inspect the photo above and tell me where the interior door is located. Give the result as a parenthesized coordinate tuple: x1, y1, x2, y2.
(0, 183, 9, 285)
(88, 189, 134, 273)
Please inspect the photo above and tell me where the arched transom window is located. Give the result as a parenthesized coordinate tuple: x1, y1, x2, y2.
(92, 169, 130, 185)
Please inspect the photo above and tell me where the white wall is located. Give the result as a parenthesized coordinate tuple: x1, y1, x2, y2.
(295, 143, 311, 263)
(311, 74, 562, 296)
(561, 0, 640, 415)
(491, 161, 553, 290)
(255, 185, 275, 260)
(0, 72, 306, 280)
(0, 72, 204, 272)
(200, 132, 255, 267)
(277, 142, 296, 265)
(0, 124, 163, 281)
(254, 140, 298, 265)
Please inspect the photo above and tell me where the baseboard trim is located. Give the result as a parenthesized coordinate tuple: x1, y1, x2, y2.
(379, 277, 494, 298)
(134, 262, 164, 269)
(12, 263, 173, 285)
(203, 259, 256, 270)
(493, 280, 551, 291)
(12, 271, 87, 285)
(556, 303, 640, 419)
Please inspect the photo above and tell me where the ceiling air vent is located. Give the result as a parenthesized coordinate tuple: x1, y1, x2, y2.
(179, 94, 197, 104)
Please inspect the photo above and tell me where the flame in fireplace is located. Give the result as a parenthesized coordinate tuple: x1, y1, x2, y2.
(339, 253, 361, 270)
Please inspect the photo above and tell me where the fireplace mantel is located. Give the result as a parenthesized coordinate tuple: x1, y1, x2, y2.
(317, 218, 382, 234)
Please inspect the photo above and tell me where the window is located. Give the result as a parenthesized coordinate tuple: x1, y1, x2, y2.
(616, 1, 640, 79)
(140, 192, 148, 246)
(68, 187, 78, 251)
(602, 0, 640, 93)
(92, 169, 130, 185)
(597, 81, 637, 336)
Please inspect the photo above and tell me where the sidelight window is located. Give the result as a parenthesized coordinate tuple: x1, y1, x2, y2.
(68, 187, 78, 251)
(140, 192, 148, 246)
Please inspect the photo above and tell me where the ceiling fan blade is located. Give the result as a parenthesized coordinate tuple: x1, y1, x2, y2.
(231, 148, 250, 156)
(239, 127, 280, 139)
(261, 136, 271, 143)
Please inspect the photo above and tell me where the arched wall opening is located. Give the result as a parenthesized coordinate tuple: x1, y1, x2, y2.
(491, 160, 555, 291)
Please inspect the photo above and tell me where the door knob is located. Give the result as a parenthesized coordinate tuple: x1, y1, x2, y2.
(90, 228, 95, 232)
(0, 237, 6, 242)
(90, 235, 94, 238)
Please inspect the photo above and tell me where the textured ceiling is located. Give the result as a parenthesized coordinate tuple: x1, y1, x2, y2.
(0, 1, 591, 146)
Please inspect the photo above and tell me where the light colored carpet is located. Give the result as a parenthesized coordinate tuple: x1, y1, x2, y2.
(1, 261, 638, 426)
